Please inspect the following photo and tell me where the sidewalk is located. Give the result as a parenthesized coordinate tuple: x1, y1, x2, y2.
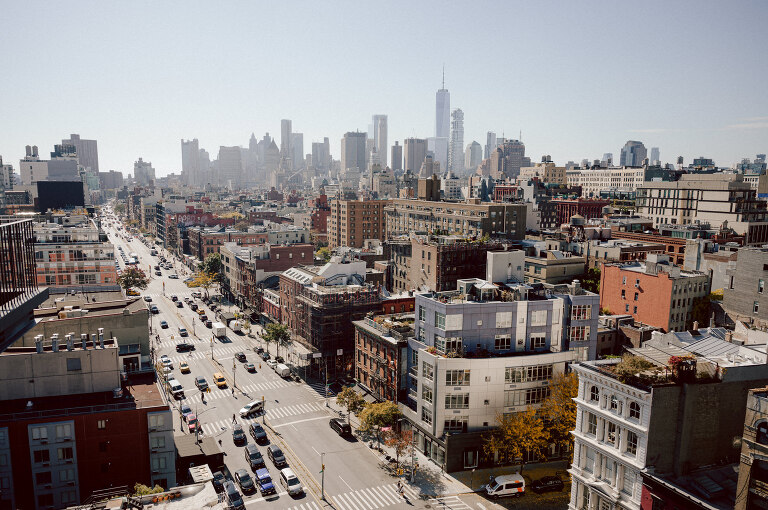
(450, 459, 571, 492)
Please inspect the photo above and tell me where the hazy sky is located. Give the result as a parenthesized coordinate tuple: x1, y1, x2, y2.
(2, 1, 767, 176)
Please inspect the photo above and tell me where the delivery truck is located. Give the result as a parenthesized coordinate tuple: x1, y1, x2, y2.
(212, 322, 227, 338)
(275, 363, 291, 378)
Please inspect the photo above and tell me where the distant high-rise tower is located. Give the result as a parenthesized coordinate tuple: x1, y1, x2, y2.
(62, 134, 99, 172)
(391, 141, 403, 172)
(601, 153, 613, 166)
(373, 115, 388, 168)
(281, 119, 293, 168)
(464, 141, 483, 171)
(485, 132, 497, 160)
(449, 109, 465, 173)
(181, 139, 200, 186)
(650, 147, 660, 165)
(291, 133, 304, 170)
(312, 138, 331, 174)
(340, 132, 367, 172)
(218, 146, 243, 189)
(436, 71, 450, 139)
(404, 138, 427, 173)
(133, 158, 155, 186)
(619, 141, 647, 167)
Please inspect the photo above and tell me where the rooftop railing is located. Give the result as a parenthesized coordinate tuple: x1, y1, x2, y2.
(0, 219, 38, 316)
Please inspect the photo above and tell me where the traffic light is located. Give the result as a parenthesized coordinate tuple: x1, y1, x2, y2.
(397, 468, 403, 476)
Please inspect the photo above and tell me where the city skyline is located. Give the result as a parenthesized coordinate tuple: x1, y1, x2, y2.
(1, 1, 767, 176)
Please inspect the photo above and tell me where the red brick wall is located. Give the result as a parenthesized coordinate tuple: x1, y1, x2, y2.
(600, 265, 672, 331)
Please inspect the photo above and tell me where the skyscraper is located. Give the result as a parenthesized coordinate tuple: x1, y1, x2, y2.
(373, 115, 388, 168)
(650, 147, 660, 165)
(404, 138, 427, 173)
(181, 139, 200, 186)
(312, 138, 331, 174)
(449, 109, 465, 173)
(62, 134, 99, 172)
(485, 132, 497, 160)
(340, 132, 367, 172)
(291, 133, 304, 169)
(464, 141, 483, 171)
(434, 73, 450, 171)
(281, 119, 293, 165)
(218, 146, 243, 189)
(601, 153, 613, 166)
(619, 140, 648, 167)
(391, 142, 403, 172)
(133, 158, 155, 186)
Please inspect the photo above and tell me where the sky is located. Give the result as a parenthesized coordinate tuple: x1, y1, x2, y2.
(2, 0, 767, 176)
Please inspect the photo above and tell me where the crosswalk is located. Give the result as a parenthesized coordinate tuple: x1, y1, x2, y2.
(305, 382, 336, 398)
(327, 483, 420, 510)
(180, 380, 289, 404)
(164, 345, 242, 362)
(427, 496, 472, 510)
(198, 401, 325, 433)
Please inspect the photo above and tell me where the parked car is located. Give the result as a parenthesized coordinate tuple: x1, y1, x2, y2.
(224, 481, 245, 510)
(195, 376, 208, 391)
(244, 444, 265, 469)
(249, 423, 268, 443)
(530, 476, 564, 493)
(187, 414, 199, 434)
(205, 320, 213, 328)
(190, 303, 198, 311)
(169, 274, 179, 279)
(232, 424, 247, 445)
(267, 444, 287, 468)
(329, 418, 352, 437)
(160, 320, 168, 328)
(160, 355, 173, 370)
(212, 471, 226, 493)
(155, 270, 162, 276)
(255, 468, 276, 496)
(176, 342, 195, 352)
(235, 352, 247, 362)
(280, 468, 303, 496)
(180, 403, 193, 421)
(239, 400, 263, 418)
(484, 474, 525, 498)
(234, 469, 256, 495)
(260, 351, 270, 361)
(266, 359, 277, 369)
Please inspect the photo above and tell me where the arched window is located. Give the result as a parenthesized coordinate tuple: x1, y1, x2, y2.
(590, 386, 599, 402)
(629, 401, 641, 420)
(757, 422, 768, 445)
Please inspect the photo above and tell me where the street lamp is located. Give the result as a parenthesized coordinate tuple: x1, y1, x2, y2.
(320, 452, 326, 500)
(232, 358, 236, 395)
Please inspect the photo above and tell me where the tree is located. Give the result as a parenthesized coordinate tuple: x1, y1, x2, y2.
(118, 267, 149, 293)
(580, 267, 601, 293)
(539, 372, 579, 459)
(383, 429, 413, 467)
(688, 295, 712, 329)
(359, 401, 401, 447)
(198, 253, 222, 282)
(133, 483, 164, 496)
(114, 203, 125, 215)
(336, 387, 366, 422)
(483, 408, 547, 473)
(316, 247, 332, 263)
(234, 220, 251, 231)
(193, 272, 215, 298)
(263, 323, 291, 358)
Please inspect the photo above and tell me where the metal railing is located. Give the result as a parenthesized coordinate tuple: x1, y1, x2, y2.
(0, 219, 38, 315)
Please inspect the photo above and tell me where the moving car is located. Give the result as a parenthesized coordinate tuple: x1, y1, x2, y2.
(329, 418, 352, 437)
(245, 362, 256, 373)
(267, 444, 287, 468)
(235, 352, 247, 362)
(176, 301, 183, 308)
(224, 481, 245, 510)
(530, 476, 564, 493)
(190, 303, 198, 311)
(169, 273, 179, 279)
(249, 423, 267, 443)
(180, 361, 190, 374)
(205, 320, 213, 328)
(171, 295, 178, 301)
(279, 468, 303, 496)
(155, 270, 161, 276)
(176, 342, 195, 352)
(235, 469, 256, 495)
(255, 468, 276, 496)
(213, 372, 227, 388)
(149, 305, 159, 314)
(239, 400, 263, 418)
(179, 327, 188, 337)
(232, 424, 247, 445)
(160, 320, 168, 329)
(143, 296, 152, 302)
(266, 359, 277, 369)
(484, 474, 525, 498)
(244, 444, 265, 469)
(195, 376, 208, 391)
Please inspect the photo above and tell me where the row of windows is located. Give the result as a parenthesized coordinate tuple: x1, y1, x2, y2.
(585, 411, 638, 456)
(504, 387, 550, 407)
(589, 386, 641, 420)
(31, 423, 72, 441)
(505, 364, 553, 383)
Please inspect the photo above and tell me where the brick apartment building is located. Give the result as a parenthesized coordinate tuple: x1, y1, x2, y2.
(352, 315, 411, 402)
(328, 199, 386, 249)
(551, 198, 611, 227)
(187, 226, 268, 259)
(308, 194, 331, 234)
(600, 254, 710, 332)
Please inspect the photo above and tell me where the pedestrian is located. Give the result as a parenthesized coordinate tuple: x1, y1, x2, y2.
(232, 413, 236, 424)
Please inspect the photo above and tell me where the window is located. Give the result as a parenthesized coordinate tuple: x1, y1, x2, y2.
(31, 426, 48, 441)
(755, 301, 760, 314)
(151, 456, 167, 470)
(422, 362, 434, 381)
(606, 422, 617, 446)
(33, 450, 50, 463)
(584, 446, 595, 473)
(571, 305, 592, 320)
(149, 414, 165, 428)
(634, 292, 638, 301)
(57, 447, 74, 461)
(494, 335, 511, 350)
(150, 435, 166, 449)
(504, 387, 550, 406)
(434, 311, 445, 330)
(569, 326, 590, 342)
(622, 276, 627, 284)
(590, 385, 599, 402)
(505, 364, 553, 383)
(35, 471, 52, 485)
(37, 494, 54, 507)
(633, 306, 637, 314)
(60, 468, 75, 482)
(61, 490, 77, 504)
(418, 306, 425, 322)
(66, 358, 81, 371)
(587, 412, 597, 435)
(626, 430, 638, 455)
(444, 417, 468, 433)
(622, 470, 634, 496)
(445, 393, 469, 409)
(531, 335, 546, 349)
(445, 370, 470, 386)
(757, 422, 768, 445)
(610, 395, 619, 412)
(421, 407, 432, 425)
(629, 401, 641, 420)
(56, 424, 71, 439)
(625, 304, 629, 312)
(422, 386, 433, 404)
(97, 420, 106, 430)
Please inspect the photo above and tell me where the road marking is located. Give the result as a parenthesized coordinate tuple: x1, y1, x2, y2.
(338, 475, 353, 490)
(272, 415, 329, 428)
(243, 490, 288, 505)
(476, 504, 487, 510)
(312, 446, 320, 456)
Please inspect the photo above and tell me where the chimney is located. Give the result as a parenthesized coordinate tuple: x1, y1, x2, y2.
(34, 335, 44, 354)
(725, 331, 734, 343)
(80, 333, 88, 350)
(571, 280, 581, 296)
(692, 321, 699, 333)
(90, 333, 97, 349)
(98, 328, 105, 349)
(65, 333, 74, 351)
(51, 334, 60, 353)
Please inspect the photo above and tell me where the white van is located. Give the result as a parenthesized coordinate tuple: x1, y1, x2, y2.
(167, 379, 184, 399)
(484, 473, 525, 498)
(279, 467, 303, 496)
(275, 363, 291, 378)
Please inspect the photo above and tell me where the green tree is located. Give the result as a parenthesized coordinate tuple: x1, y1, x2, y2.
(483, 408, 547, 473)
(198, 253, 222, 283)
(132, 483, 164, 496)
(580, 267, 601, 293)
(539, 372, 579, 460)
(263, 323, 291, 359)
(688, 295, 712, 329)
(359, 401, 401, 447)
(336, 387, 366, 422)
(316, 247, 332, 262)
(117, 267, 150, 293)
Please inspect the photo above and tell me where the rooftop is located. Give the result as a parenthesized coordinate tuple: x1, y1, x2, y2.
(643, 464, 738, 510)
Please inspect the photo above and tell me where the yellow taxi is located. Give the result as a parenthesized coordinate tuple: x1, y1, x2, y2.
(180, 361, 190, 374)
(126, 289, 140, 296)
(213, 372, 227, 388)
